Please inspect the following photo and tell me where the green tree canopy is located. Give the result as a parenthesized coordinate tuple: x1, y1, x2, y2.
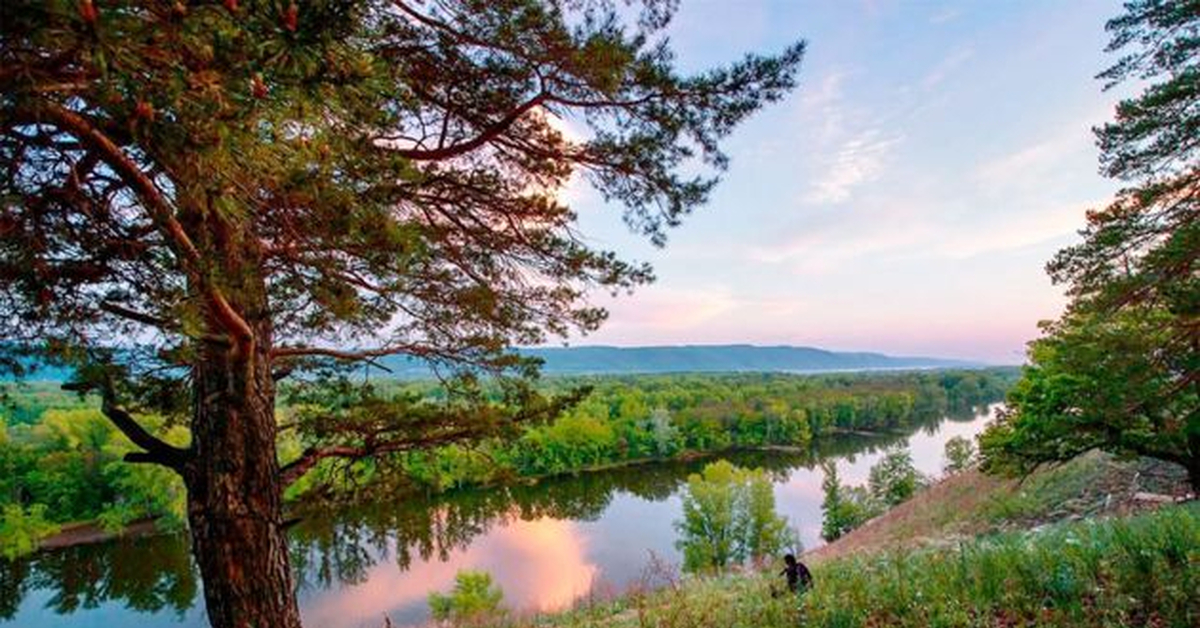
(819, 460, 880, 542)
(942, 435, 976, 475)
(981, 0, 1199, 491)
(0, 2, 803, 626)
(675, 460, 790, 572)
(867, 447, 925, 507)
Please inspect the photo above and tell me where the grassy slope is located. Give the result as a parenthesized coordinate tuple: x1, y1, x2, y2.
(490, 454, 1197, 628)
(807, 451, 1192, 563)
(508, 503, 1198, 628)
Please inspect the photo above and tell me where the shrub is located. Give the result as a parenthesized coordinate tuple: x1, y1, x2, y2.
(942, 436, 976, 475)
(868, 447, 926, 507)
(427, 570, 504, 625)
(0, 503, 60, 559)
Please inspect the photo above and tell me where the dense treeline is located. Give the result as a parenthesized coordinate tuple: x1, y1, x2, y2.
(0, 404, 189, 548)
(0, 369, 1014, 552)
(328, 369, 1016, 495)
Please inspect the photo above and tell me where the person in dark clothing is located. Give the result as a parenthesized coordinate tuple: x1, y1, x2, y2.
(780, 554, 813, 593)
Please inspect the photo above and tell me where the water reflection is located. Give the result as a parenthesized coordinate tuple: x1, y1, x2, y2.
(302, 516, 600, 627)
(0, 406, 997, 628)
(0, 534, 204, 627)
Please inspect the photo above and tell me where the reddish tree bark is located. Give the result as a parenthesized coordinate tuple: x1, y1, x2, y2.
(183, 337, 301, 628)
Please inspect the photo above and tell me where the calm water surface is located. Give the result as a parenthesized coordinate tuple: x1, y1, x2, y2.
(1, 405, 1000, 627)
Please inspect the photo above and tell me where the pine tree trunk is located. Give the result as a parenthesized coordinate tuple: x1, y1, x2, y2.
(183, 332, 302, 628)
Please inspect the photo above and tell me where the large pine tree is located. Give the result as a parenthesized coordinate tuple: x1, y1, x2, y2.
(0, 2, 804, 626)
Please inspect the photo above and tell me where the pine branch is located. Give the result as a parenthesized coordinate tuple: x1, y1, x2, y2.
(388, 94, 546, 161)
(62, 378, 190, 470)
(21, 102, 256, 353)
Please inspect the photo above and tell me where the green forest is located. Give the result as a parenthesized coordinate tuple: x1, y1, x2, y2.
(0, 368, 1013, 554)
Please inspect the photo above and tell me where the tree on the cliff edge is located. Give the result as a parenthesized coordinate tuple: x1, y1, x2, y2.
(981, 0, 1198, 490)
(0, 2, 803, 626)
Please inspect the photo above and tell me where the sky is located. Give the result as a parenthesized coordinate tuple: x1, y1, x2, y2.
(552, 0, 1131, 364)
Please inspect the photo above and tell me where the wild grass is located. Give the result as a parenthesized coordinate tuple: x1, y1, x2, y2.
(503, 502, 1199, 628)
(809, 451, 1190, 561)
(980, 451, 1119, 524)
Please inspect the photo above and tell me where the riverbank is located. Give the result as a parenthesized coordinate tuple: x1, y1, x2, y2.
(477, 452, 1196, 628)
(26, 447, 803, 552)
(7, 369, 1013, 561)
(40, 450, 815, 555)
(29, 430, 886, 552)
(37, 516, 161, 549)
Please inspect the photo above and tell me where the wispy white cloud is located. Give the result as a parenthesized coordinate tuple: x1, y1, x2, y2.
(931, 201, 1094, 259)
(559, 0, 1124, 364)
(803, 130, 902, 204)
(752, 194, 1095, 274)
(973, 102, 1115, 196)
(796, 69, 852, 144)
(801, 70, 847, 111)
(974, 134, 1082, 193)
(921, 47, 974, 89)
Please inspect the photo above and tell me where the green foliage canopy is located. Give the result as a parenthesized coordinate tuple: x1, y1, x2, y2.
(981, 0, 1199, 489)
(942, 435, 976, 475)
(867, 447, 926, 507)
(819, 460, 881, 542)
(0, 503, 59, 560)
(675, 460, 791, 572)
(0, 369, 1012, 542)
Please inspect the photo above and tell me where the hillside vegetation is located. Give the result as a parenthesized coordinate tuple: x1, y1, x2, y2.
(493, 498, 1198, 628)
(418, 449, 1197, 628)
(808, 451, 1194, 561)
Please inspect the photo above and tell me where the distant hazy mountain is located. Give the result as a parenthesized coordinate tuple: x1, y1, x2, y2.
(375, 344, 980, 377)
(5, 344, 981, 381)
(522, 344, 977, 374)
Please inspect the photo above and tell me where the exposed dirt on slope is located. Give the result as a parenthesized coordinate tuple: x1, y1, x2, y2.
(805, 451, 1193, 563)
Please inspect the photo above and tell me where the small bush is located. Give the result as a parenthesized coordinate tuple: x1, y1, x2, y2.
(868, 447, 927, 507)
(942, 436, 976, 475)
(0, 503, 60, 559)
(428, 570, 504, 625)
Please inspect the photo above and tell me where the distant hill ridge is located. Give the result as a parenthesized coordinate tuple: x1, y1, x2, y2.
(376, 344, 980, 376)
(5, 344, 981, 381)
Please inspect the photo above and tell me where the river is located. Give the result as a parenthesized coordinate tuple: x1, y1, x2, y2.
(0, 405, 1000, 628)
